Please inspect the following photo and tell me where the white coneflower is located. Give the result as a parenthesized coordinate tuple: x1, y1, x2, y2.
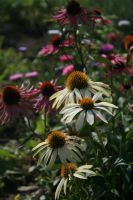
(55, 163, 96, 200)
(50, 71, 110, 109)
(60, 92, 118, 130)
(32, 130, 83, 168)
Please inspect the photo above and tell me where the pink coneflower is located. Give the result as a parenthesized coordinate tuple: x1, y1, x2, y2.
(34, 81, 61, 113)
(105, 55, 127, 76)
(53, 0, 89, 26)
(91, 9, 112, 25)
(39, 35, 74, 56)
(0, 84, 36, 125)
(9, 73, 23, 81)
(104, 54, 133, 76)
(62, 64, 75, 75)
(59, 54, 74, 62)
(25, 71, 39, 78)
(107, 32, 121, 43)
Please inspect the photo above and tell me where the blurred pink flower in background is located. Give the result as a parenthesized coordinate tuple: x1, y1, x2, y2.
(39, 35, 74, 56)
(107, 32, 121, 42)
(100, 44, 114, 54)
(59, 54, 74, 62)
(9, 73, 23, 81)
(91, 9, 112, 25)
(25, 71, 39, 78)
(62, 64, 75, 75)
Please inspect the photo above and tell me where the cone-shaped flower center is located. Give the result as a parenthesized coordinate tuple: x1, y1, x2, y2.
(93, 8, 101, 16)
(80, 97, 94, 110)
(66, 0, 81, 16)
(48, 131, 66, 149)
(2, 86, 21, 105)
(52, 35, 61, 47)
(41, 82, 56, 98)
(61, 163, 77, 177)
(66, 71, 89, 90)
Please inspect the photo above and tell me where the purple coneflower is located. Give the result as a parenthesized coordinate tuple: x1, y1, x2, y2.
(53, 0, 89, 26)
(91, 9, 112, 25)
(39, 35, 74, 56)
(34, 81, 61, 113)
(0, 84, 36, 125)
(59, 54, 74, 62)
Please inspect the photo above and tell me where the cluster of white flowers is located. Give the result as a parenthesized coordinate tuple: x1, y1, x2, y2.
(50, 71, 118, 130)
(33, 70, 118, 199)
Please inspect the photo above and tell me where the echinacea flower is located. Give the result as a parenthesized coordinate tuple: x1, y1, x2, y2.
(104, 54, 133, 76)
(39, 35, 74, 56)
(53, 0, 89, 26)
(0, 83, 36, 125)
(9, 73, 23, 81)
(59, 54, 74, 62)
(62, 64, 75, 75)
(32, 130, 83, 168)
(34, 81, 61, 113)
(60, 92, 117, 130)
(107, 32, 121, 43)
(55, 163, 96, 200)
(50, 71, 110, 109)
(91, 9, 112, 25)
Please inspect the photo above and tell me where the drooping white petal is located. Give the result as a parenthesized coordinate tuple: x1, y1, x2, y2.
(61, 107, 81, 120)
(43, 148, 53, 166)
(47, 150, 57, 168)
(92, 92, 103, 101)
(95, 102, 118, 108)
(60, 104, 80, 114)
(63, 178, 68, 195)
(76, 111, 85, 130)
(74, 172, 87, 179)
(50, 89, 66, 100)
(78, 165, 93, 170)
(78, 169, 96, 176)
(96, 106, 113, 115)
(62, 108, 83, 123)
(93, 110, 108, 123)
(85, 89, 91, 97)
(55, 178, 66, 200)
(37, 148, 50, 166)
(32, 141, 47, 151)
(33, 145, 48, 158)
(86, 110, 94, 125)
(58, 148, 67, 164)
(74, 88, 82, 100)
